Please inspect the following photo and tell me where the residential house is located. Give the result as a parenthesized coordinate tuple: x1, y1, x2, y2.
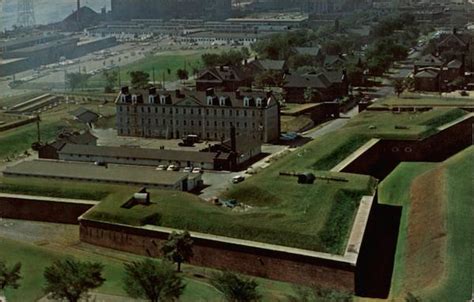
(196, 65, 252, 92)
(283, 70, 349, 103)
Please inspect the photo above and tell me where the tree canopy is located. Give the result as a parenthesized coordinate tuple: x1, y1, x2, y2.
(211, 271, 261, 302)
(65, 72, 91, 91)
(202, 49, 250, 68)
(0, 260, 22, 291)
(161, 231, 193, 272)
(123, 259, 185, 302)
(130, 71, 151, 89)
(43, 258, 105, 302)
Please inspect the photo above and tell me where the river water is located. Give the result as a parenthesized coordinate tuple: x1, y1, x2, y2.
(1, 0, 110, 31)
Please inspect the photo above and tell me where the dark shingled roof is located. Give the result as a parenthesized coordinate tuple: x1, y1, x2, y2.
(117, 89, 277, 109)
(415, 54, 444, 68)
(294, 46, 322, 57)
(59, 144, 219, 164)
(284, 71, 343, 89)
(197, 65, 249, 83)
(70, 107, 100, 124)
(414, 69, 439, 78)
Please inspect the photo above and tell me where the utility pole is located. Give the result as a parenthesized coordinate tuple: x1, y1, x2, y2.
(36, 114, 41, 143)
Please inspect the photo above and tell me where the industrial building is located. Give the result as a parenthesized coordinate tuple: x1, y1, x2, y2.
(0, 33, 117, 76)
(115, 87, 280, 143)
(3, 160, 202, 191)
(110, 0, 232, 21)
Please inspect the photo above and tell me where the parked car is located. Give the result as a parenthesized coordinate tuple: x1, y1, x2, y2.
(156, 164, 168, 171)
(192, 167, 203, 174)
(183, 167, 193, 173)
(232, 175, 245, 184)
(167, 165, 179, 171)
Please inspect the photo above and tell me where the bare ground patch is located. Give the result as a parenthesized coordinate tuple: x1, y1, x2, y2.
(404, 167, 447, 292)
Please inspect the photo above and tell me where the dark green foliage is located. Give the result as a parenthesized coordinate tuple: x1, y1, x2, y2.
(393, 78, 405, 97)
(405, 292, 422, 302)
(66, 72, 92, 91)
(254, 70, 285, 88)
(103, 70, 118, 93)
(210, 271, 261, 302)
(130, 71, 150, 89)
(0, 260, 22, 290)
(201, 49, 249, 67)
(176, 69, 189, 81)
(43, 258, 105, 302)
(123, 259, 185, 302)
(287, 285, 353, 302)
(319, 190, 364, 254)
(161, 231, 193, 272)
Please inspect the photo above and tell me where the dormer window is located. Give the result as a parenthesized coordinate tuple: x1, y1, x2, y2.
(160, 95, 166, 104)
(120, 94, 127, 103)
(148, 95, 155, 104)
(131, 95, 138, 103)
(207, 96, 213, 106)
(256, 97, 262, 107)
(219, 96, 226, 106)
(243, 96, 250, 107)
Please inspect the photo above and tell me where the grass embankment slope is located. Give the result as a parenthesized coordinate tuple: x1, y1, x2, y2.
(372, 95, 474, 109)
(0, 236, 294, 302)
(1, 108, 467, 256)
(88, 49, 216, 88)
(379, 146, 473, 301)
(86, 109, 466, 254)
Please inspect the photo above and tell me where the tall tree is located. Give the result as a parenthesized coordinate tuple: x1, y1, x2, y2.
(393, 78, 405, 97)
(0, 261, 22, 291)
(210, 271, 261, 302)
(65, 72, 91, 91)
(161, 231, 193, 272)
(176, 69, 189, 83)
(123, 259, 185, 302)
(43, 258, 105, 302)
(130, 71, 150, 89)
(103, 70, 119, 93)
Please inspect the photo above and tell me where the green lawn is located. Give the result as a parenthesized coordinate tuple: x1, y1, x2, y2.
(379, 146, 473, 301)
(0, 236, 296, 302)
(88, 49, 217, 88)
(372, 95, 474, 108)
(0, 120, 69, 160)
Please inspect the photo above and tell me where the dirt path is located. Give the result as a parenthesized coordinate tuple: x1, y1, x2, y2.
(404, 167, 447, 292)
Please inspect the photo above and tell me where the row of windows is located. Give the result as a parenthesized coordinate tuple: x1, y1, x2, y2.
(118, 128, 259, 141)
(120, 118, 261, 129)
(119, 106, 264, 117)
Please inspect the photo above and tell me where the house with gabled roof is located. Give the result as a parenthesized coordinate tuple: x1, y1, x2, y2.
(196, 65, 252, 92)
(283, 69, 349, 103)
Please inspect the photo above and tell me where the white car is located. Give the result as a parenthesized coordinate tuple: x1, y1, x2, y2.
(183, 167, 193, 173)
(167, 165, 179, 171)
(156, 165, 167, 171)
(232, 175, 245, 184)
(192, 167, 203, 174)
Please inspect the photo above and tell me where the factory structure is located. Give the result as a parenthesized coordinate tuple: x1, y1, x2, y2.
(110, 0, 232, 21)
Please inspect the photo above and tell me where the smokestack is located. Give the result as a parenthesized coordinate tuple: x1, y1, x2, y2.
(77, 0, 80, 22)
